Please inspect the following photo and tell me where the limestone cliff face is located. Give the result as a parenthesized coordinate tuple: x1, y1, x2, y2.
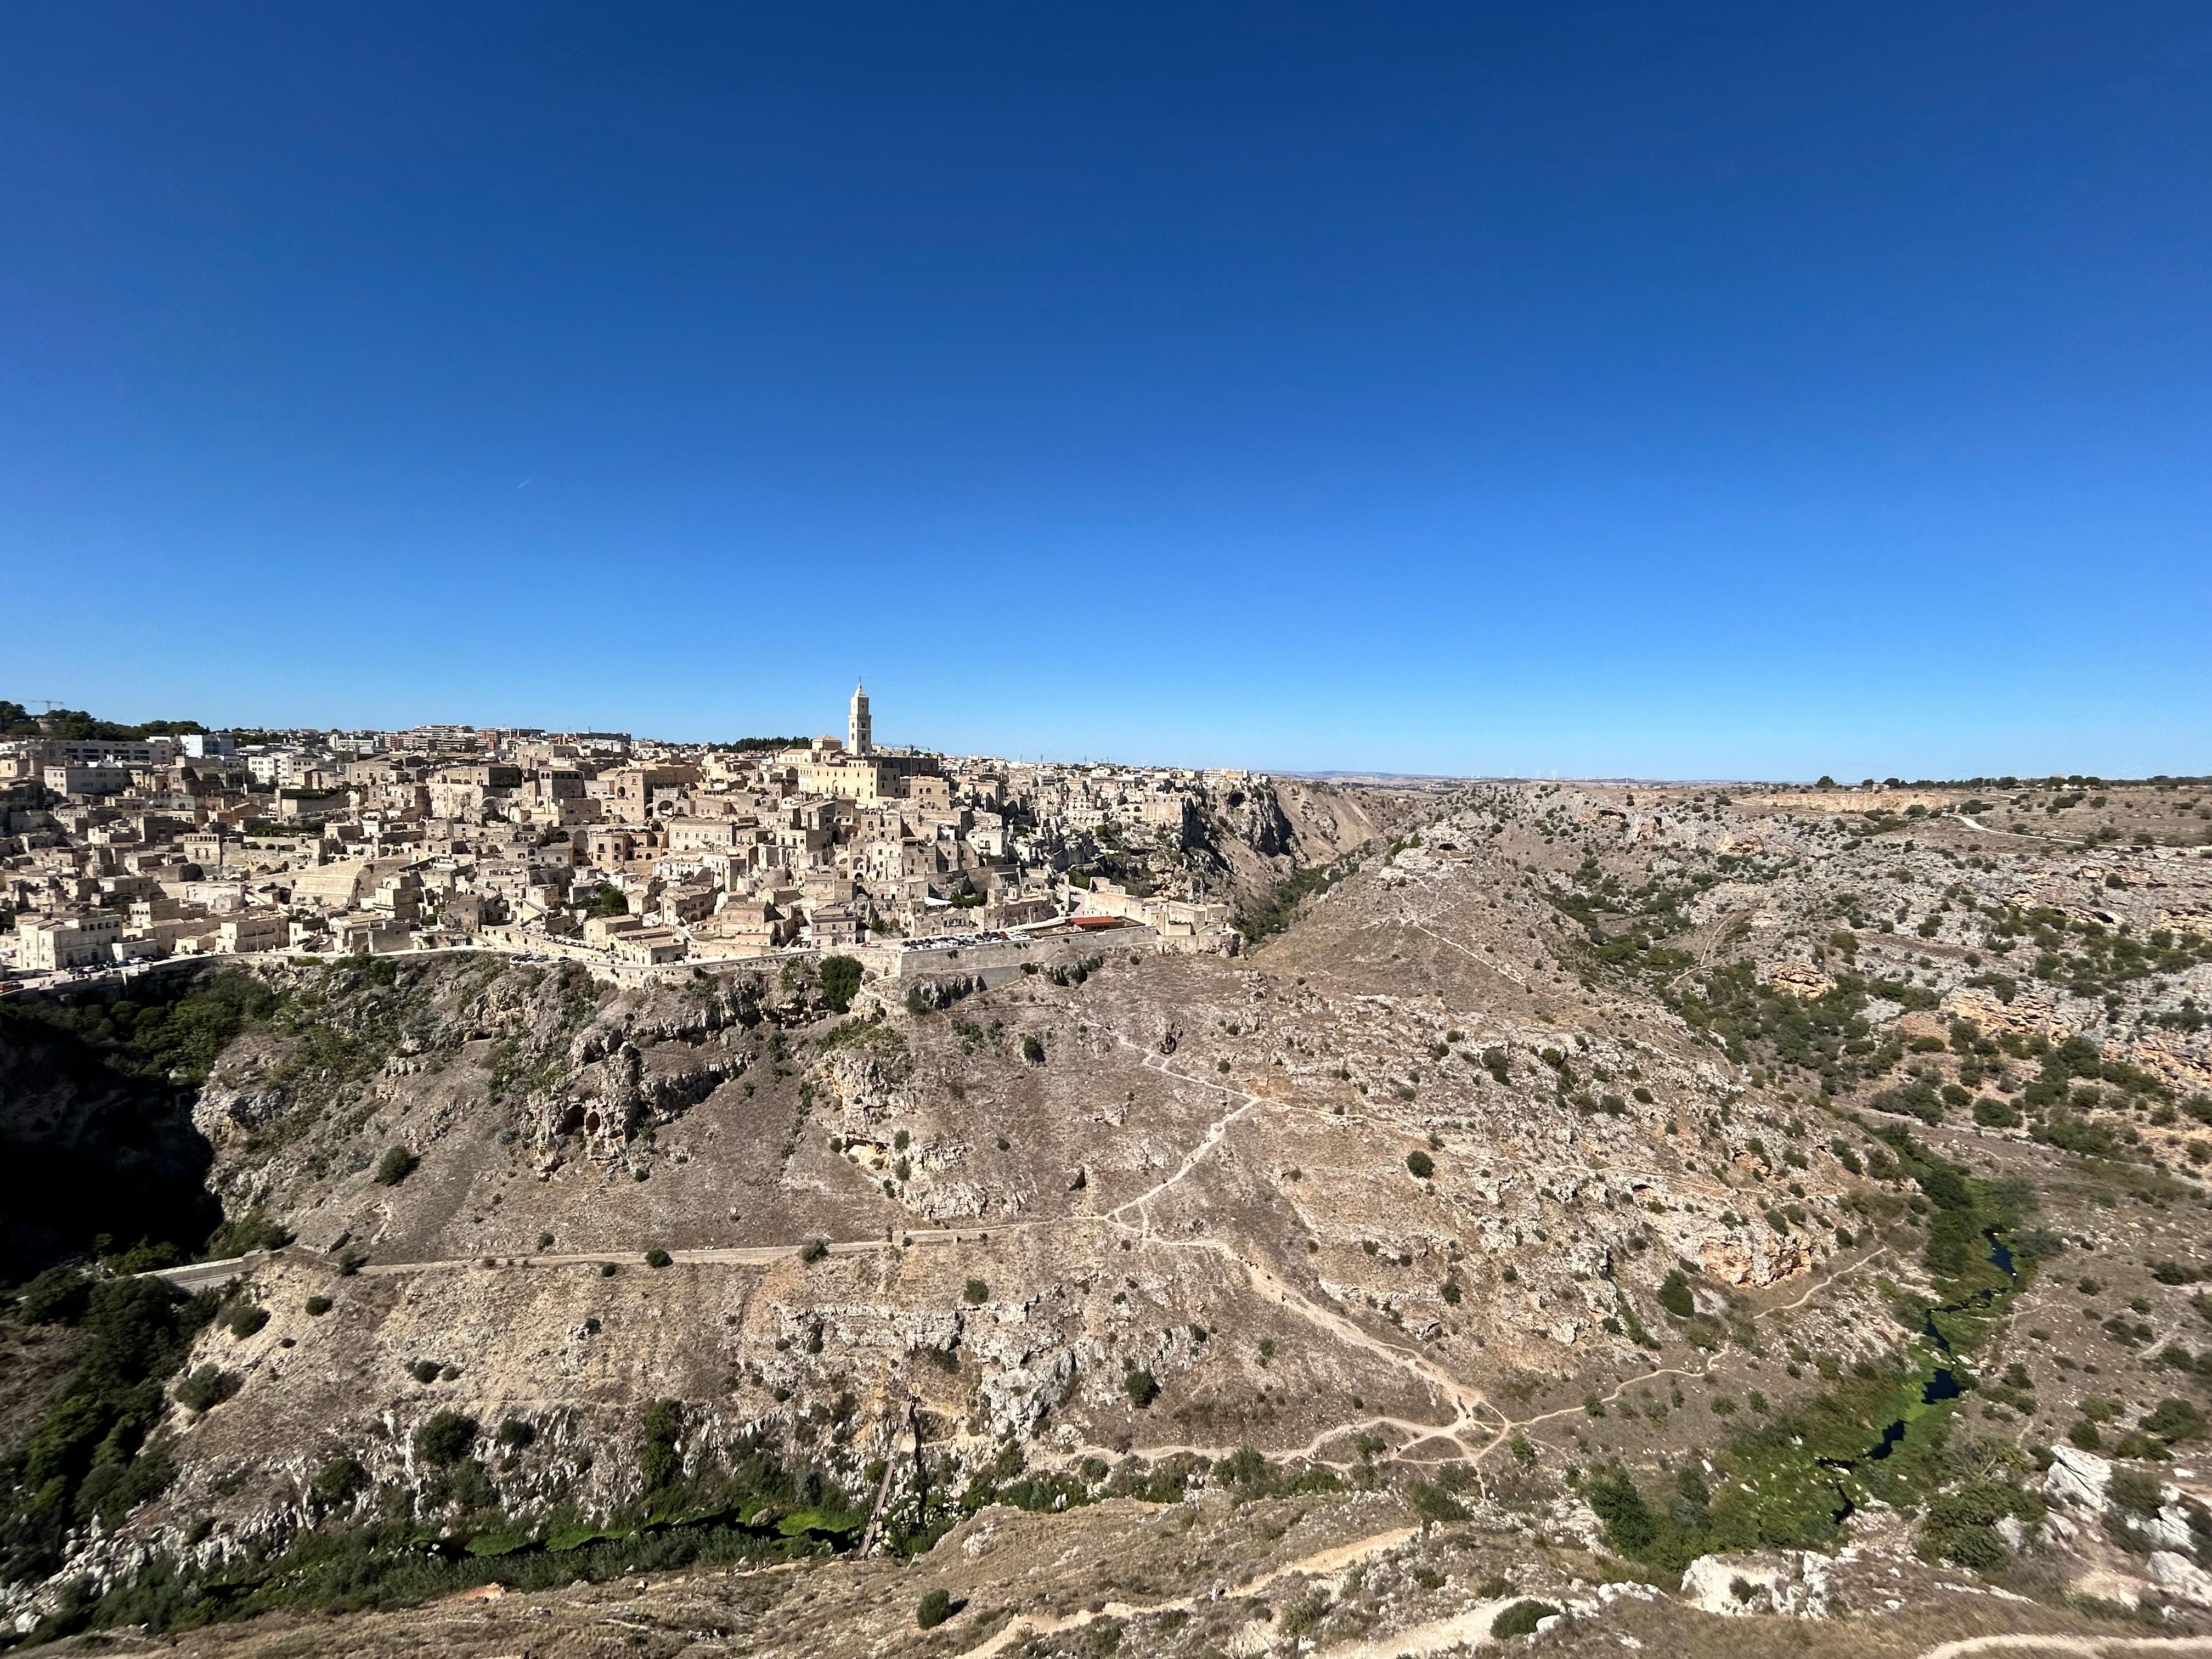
(1182, 778, 1418, 911)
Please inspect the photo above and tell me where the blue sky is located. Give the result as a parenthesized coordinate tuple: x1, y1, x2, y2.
(3, 4, 2208, 780)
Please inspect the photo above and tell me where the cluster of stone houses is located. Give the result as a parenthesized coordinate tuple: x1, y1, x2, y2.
(1, 687, 1236, 977)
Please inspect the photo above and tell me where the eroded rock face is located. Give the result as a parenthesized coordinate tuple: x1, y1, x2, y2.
(2149, 1550, 2212, 1607)
(816, 1027, 916, 1127)
(1679, 1551, 1833, 1618)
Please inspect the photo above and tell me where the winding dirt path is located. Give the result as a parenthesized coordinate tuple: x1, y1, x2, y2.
(945, 1524, 1424, 1659)
(1092, 1024, 1507, 1454)
(1918, 1638, 2212, 1659)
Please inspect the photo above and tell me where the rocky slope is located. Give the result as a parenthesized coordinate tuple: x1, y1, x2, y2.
(7, 778, 2212, 1656)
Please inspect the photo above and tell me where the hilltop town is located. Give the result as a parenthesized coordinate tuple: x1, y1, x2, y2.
(0, 688, 1354, 987)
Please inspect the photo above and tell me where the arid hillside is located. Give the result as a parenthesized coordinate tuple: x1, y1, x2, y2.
(7, 776, 2212, 1658)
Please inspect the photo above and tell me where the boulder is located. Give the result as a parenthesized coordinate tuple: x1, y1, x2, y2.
(1679, 1552, 1832, 1618)
(2044, 1444, 2112, 1510)
(2149, 1551, 2212, 1608)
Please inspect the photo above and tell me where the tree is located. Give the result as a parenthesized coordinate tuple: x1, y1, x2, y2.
(1124, 1368, 1159, 1409)
(1658, 1269, 1695, 1319)
(820, 955, 863, 1013)
(1583, 1465, 1657, 1555)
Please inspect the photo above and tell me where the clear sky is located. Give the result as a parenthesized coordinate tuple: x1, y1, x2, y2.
(4, 5, 2208, 780)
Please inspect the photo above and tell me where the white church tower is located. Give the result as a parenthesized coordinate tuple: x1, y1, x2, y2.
(848, 680, 872, 756)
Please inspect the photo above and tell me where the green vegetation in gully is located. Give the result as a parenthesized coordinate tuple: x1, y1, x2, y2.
(30, 1420, 1346, 1646)
(1584, 1130, 2055, 1576)
(10, 1346, 1348, 1647)
(1237, 850, 1364, 944)
(15, 1397, 869, 1649)
(1, 1273, 221, 1596)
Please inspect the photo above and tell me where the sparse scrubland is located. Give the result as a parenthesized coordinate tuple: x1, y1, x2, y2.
(5, 774, 2212, 1657)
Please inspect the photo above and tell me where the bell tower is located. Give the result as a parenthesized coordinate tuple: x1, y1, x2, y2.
(848, 681, 872, 756)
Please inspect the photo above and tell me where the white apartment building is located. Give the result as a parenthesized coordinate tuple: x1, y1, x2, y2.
(16, 911, 124, 972)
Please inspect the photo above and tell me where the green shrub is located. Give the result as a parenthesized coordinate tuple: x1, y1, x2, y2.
(1022, 1034, 1046, 1065)
(175, 1365, 240, 1412)
(1406, 1481, 1466, 1524)
(1973, 1097, 2022, 1128)
(373, 1147, 419, 1186)
(1279, 1588, 1332, 1637)
(1657, 1269, 1695, 1319)
(497, 1417, 536, 1449)
(2109, 1466, 2165, 1516)
(644, 1249, 673, 1269)
(413, 1409, 479, 1466)
(1491, 1601, 1561, 1639)
(1406, 1150, 1435, 1180)
(304, 1295, 334, 1317)
(915, 1588, 956, 1629)
(1123, 1368, 1159, 1409)
(311, 1455, 367, 1507)
(226, 1305, 269, 1338)
(640, 1399, 683, 1490)
(207, 1209, 292, 1257)
(410, 1359, 442, 1385)
(15, 1265, 92, 1325)
(798, 1239, 828, 1263)
(448, 1456, 499, 1511)
(963, 1278, 989, 1305)
(2142, 1398, 2205, 1443)
(819, 955, 864, 1013)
